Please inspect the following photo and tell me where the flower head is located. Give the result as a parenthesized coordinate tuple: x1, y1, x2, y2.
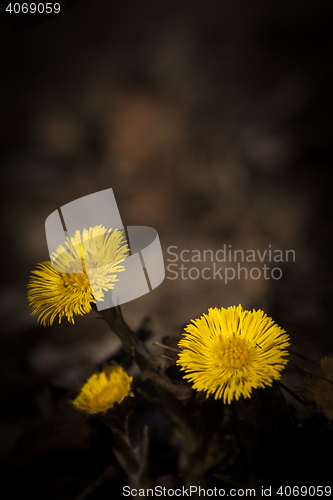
(73, 363, 134, 414)
(177, 304, 290, 404)
(299, 356, 333, 423)
(27, 225, 128, 326)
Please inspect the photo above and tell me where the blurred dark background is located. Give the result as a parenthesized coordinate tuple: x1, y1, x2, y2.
(0, 0, 333, 497)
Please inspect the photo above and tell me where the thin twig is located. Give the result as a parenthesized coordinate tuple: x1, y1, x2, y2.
(136, 387, 166, 412)
(149, 353, 175, 361)
(277, 381, 329, 427)
(289, 363, 333, 385)
(153, 341, 182, 353)
(289, 350, 319, 366)
(74, 464, 117, 500)
(277, 381, 310, 410)
(274, 381, 294, 425)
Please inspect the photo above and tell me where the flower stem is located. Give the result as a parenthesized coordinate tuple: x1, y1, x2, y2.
(102, 398, 150, 491)
(95, 305, 157, 371)
(95, 305, 207, 489)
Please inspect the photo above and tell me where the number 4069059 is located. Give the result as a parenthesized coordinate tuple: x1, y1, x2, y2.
(276, 485, 331, 496)
(6, 3, 61, 14)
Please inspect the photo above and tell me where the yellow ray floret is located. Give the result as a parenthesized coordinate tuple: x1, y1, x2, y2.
(73, 363, 134, 414)
(177, 304, 290, 404)
(27, 225, 129, 326)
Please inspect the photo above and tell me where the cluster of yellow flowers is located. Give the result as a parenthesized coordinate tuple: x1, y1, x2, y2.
(28, 226, 133, 412)
(28, 225, 332, 414)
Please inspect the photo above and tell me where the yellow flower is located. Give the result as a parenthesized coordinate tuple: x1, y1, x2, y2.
(27, 225, 129, 326)
(177, 304, 290, 404)
(299, 356, 333, 423)
(73, 363, 134, 414)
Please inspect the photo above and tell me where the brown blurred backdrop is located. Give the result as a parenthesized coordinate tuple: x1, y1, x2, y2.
(0, 0, 332, 433)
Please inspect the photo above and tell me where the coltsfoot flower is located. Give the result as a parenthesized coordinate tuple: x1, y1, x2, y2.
(73, 363, 134, 414)
(27, 225, 128, 326)
(299, 356, 333, 423)
(177, 304, 290, 404)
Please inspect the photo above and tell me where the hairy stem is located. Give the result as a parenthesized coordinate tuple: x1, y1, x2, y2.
(95, 305, 207, 489)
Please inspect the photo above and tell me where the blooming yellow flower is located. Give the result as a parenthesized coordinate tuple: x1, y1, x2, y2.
(27, 225, 129, 326)
(299, 356, 333, 423)
(73, 363, 134, 414)
(177, 304, 290, 404)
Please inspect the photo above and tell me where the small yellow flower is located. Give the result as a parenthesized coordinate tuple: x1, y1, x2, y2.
(177, 304, 290, 404)
(73, 363, 134, 414)
(299, 356, 333, 423)
(27, 225, 129, 326)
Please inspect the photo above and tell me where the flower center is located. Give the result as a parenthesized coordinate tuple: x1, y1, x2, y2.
(215, 334, 249, 368)
(60, 259, 90, 291)
(61, 269, 91, 292)
(58, 251, 91, 292)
